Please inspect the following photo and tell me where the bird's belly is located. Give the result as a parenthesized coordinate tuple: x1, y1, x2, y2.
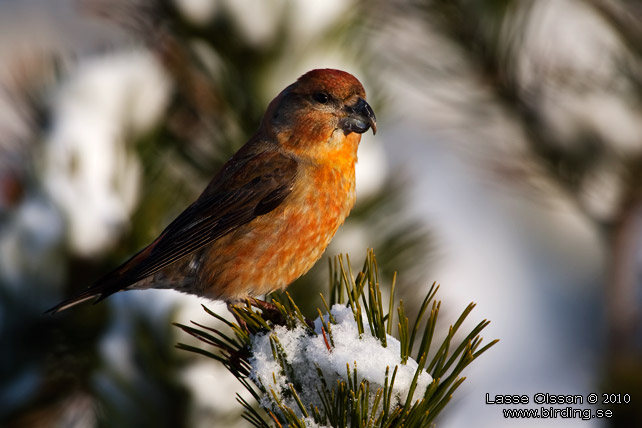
(201, 167, 355, 300)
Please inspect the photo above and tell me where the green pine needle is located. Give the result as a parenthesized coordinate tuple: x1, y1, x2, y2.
(175, 250, 498, 427)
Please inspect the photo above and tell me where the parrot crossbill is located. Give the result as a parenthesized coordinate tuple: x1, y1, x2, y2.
(46, 68, 376, 314)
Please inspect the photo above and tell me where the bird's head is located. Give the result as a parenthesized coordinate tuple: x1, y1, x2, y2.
(262, 69, 376, 161)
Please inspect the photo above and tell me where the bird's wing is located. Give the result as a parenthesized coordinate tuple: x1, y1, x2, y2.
(46, 150, 297, 313)
(129, 151, 297, 278)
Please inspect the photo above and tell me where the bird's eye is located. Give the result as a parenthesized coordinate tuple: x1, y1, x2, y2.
(313, 92, 329, 104)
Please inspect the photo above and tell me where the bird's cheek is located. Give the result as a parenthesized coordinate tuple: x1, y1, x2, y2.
(282, 121, 334, 153)
(300, 111, 337, 139)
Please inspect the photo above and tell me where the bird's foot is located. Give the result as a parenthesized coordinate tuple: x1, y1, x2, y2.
(249, 297, 277, 312)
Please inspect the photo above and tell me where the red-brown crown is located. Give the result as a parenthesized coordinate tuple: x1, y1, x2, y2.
(293, 69, 366, 100)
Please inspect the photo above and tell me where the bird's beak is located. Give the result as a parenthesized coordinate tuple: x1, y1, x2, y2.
(339, 97, 377, 135)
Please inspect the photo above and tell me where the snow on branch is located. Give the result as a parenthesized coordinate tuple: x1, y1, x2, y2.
(175, 250, 498, 427)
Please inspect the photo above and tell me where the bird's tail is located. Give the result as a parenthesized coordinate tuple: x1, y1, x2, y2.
(43, 289, 104, 314)
(44, 244, 156, 315)
(44, 269, 138, 314)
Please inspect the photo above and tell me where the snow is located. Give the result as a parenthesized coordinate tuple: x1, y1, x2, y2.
(42, 49, 171, 256)
(249, 304, 433, 419)
(301, 418, 333, 428)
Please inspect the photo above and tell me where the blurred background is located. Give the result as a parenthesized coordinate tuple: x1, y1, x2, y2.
(1, 0, 640, 427)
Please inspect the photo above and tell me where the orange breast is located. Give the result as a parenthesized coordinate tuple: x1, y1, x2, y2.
(200, 159, 357, 300)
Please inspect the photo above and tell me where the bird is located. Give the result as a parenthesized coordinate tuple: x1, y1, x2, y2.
(46, 68, 376, 314)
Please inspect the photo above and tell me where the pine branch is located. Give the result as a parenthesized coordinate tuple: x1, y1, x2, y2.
(175, 250, 498, 427)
